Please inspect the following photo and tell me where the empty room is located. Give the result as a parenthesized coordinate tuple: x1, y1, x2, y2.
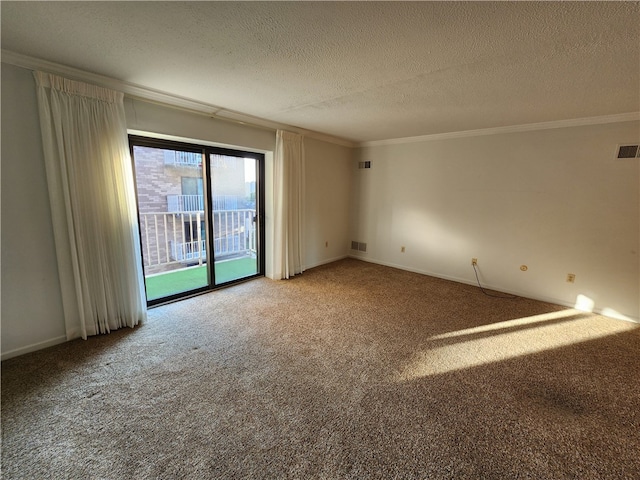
(1, 2, 639, 479)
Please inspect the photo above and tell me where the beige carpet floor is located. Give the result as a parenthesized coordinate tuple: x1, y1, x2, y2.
(2, 258, 639, 479)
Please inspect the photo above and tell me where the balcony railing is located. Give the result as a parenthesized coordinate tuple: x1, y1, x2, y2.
(164, 150, 202, 168)
(171, 239, 207, 262)
(139, 209, 256, 270)
(167, 194, 204, 212)
(166, 195, 240, 213)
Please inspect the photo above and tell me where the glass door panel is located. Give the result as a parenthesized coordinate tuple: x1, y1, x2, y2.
(131, 135, 264, 305)
(209, 154, 258, 285)
(131, 143, 208, 302)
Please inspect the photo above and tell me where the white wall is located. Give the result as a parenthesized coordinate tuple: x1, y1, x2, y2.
(1, 64, 354, 358)
(304, 137, 353, 269)
(1, 63, 67, 357)
(352, 122, 640, 321)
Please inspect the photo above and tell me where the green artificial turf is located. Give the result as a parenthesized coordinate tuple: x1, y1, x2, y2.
(145, 257, 257, 300)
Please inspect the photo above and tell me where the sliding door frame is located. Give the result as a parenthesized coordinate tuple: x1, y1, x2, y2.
(129, 135, 265, 306)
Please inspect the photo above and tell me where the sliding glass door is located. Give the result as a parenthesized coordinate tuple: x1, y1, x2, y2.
(210, 154, 259, 284)
(130, 136, 264, 305)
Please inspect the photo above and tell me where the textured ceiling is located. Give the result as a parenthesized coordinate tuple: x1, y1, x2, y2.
(2, 1, 639, 143)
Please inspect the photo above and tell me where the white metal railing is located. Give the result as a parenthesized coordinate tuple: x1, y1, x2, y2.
(139, 209, 256, 268)
(167, 194, 204, 212)
(171, 239, 207, 262)
(164, 150, 202, 168)
(166, 195, 240, 213)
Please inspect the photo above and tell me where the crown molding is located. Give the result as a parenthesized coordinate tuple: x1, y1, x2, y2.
(5, 49, 635, 150)
(1, 49, 357, 148)
(360, 112, 640, 147)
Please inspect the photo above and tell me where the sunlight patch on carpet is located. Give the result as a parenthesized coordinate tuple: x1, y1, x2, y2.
(398, 311, 638, 380)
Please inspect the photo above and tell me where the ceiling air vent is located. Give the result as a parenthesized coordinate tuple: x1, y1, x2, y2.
(358, 161, 371, 169)
(616, 144, 640, 159)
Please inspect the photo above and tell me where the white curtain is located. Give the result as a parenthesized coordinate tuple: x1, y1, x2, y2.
(34, 71, 146, 340)
(272, 130, 305, 279)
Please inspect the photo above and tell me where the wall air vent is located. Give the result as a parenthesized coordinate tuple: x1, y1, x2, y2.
(358, 161, 371, 169)
(351, 241, 367, 252)
(616, 144, 640, 159)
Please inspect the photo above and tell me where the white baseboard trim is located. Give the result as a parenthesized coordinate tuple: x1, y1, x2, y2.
(1, 335, 68, 361)
(265, 255, 349, 280)
(3, 256, 635, 361)
(348, 255, 639, 324)
(304, 254, 349, 271)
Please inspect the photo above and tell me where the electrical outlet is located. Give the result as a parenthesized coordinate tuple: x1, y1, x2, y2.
(471, 258, 478, 265)
(567, 273, 576, 283)
(401, 246, 406, 253)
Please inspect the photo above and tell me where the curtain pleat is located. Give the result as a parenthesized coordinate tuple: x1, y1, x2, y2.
(34, 71, 146, 340)
(273, 130, 305, 280)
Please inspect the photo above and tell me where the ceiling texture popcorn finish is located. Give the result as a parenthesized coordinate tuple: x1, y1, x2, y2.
(2, 1, 639, 143)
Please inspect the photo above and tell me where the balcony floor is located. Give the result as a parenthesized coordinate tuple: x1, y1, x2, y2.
(145, 257, 257, 301)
